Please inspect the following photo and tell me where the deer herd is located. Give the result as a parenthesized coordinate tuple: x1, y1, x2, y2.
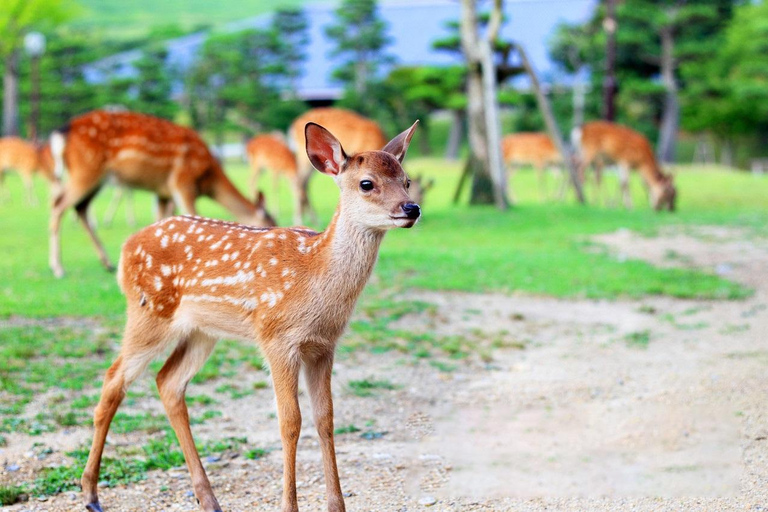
(0, 104, 677, 511)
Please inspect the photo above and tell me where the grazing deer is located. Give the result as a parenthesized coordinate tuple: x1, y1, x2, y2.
(289, 108, 388, 224)
(408, 175, 435, 206)
(572, 121, 676, 211)
(80, 120, 420, 512)
(49, 110, 276, 278)
(246, 134, 299, 223)
(501, 132, 564, 200)
(0, 136, 58, 205)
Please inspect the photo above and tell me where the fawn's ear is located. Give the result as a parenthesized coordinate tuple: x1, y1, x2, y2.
(382, 120, 419, 163)
(255, 190, 265, 208)
(305, 122, 347, 176)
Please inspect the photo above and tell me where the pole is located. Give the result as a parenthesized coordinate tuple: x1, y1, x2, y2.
(603, 0, 617, 121)
(31, 54, 40, 142)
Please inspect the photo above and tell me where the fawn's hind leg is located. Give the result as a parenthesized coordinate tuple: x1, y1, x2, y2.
(156, 331, 222, 512)
(82, 311, 173, 511)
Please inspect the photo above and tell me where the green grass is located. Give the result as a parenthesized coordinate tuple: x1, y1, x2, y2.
(0, 485, 25, 506)
(347, 378, 397, 397)
(1, 162, 763, 319)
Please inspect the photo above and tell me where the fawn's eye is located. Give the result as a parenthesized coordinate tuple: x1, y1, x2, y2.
(406, 179, 411, 189)
(360, 180, 374, 191)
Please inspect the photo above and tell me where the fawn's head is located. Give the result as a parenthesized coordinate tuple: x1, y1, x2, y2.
(305, 121, 421, 230)
(249, 190, 278, 227)
(652, 174, 677, 212)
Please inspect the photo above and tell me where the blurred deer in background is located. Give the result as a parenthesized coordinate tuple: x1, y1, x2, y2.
(0, 136, 58, 205)
(246, 133, 299, 223)
(80, 120, 421, 512)
(49, 110, 276, 278)
(289, 107, 388, 224)
(572, 121, 677, 211)
(408, 175, 435, 206)
(501, 132, 564, 201)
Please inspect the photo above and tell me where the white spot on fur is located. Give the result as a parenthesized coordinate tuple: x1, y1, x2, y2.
(161, 265, 172, 277)
(161, 236, 169, 248)
(269, 258, 278, 266)
(155, 228, 163, 237)
(154, 276, 163, 291)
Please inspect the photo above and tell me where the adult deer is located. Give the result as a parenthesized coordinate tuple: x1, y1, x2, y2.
(289, 108, 387, 224)
(0, 136, 57, 205)
(81, 120, 421, 512)
(49, 110, 275, 278)
(572, 121, 676, 211)
(501, 132, 564, 200)
(246, 133, 299, 223)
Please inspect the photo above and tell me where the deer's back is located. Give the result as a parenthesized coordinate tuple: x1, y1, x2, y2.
(291, 108, 387, 160)
(118, 215, 350, 345)
(502, 132, 560, 165)
(246, 135, 297, 176)
(65, 111, 215, 192)
(0, 137, 39, 172)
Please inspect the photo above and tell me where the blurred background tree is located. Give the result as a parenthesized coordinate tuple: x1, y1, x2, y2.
(1, 0, 76, 135)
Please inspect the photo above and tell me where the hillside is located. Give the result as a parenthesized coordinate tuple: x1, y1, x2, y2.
(68, 0, 312, 39)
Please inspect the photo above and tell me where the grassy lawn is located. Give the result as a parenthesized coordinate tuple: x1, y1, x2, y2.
(0, 159, 768, 317)
(0, 157, 766, 503)
(1, 160, 766, 318)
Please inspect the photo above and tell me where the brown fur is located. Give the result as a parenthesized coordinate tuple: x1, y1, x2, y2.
(48, 110, 276, 278)
(0, 136, 57, 205)
(81, 121, 420, 512)
(289, 108, 388, 223)
(246, 134, 300, 222)
(501, 132, 563, 200)
(574, 121, 676, 211)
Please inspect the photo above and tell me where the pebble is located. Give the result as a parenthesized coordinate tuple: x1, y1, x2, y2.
(419, 495, 437, 506)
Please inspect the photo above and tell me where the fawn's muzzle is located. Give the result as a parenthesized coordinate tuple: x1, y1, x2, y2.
(402, 202, 421, 219)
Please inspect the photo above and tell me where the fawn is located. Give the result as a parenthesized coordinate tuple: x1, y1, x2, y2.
(246, 133, 300, 223)
(0, 136, 58, 205)
(81, 120, 421, 512)
(289, 108, 388, 224)
(572, 121, 677, 211)
(49, 110, 275, 278)
(501, 132, 564, 200)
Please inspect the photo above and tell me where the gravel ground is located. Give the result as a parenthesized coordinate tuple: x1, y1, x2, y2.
(2, 226, 767, 511)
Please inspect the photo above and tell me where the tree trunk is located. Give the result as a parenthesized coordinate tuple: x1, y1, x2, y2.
(603, 0, 617, 121)
(720, 138, 734, 168)
(516, 43, 585, 203)
(2, 51, 20, 136)
(460, 0, 508, 209)
(445, 109, 464, 160)
(657, 24, 678, 164)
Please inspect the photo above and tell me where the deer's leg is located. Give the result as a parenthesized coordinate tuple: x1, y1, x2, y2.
(102, 185, 123, 227)
(267, 350, 302, 512)
(82, 313, 171, 511)
(304, 352, 345, 512)
(593, 160, 605, 206)
(125, 188, 136, 226)
(156, 331, 222, 512)
(619, 164, 632, 209)
(49, 178, 100, 278)
(22, 172, 38, 206)
(170, 171, 198, 216)
(74, 185, 114, 272)
(157, 196, 175, 221)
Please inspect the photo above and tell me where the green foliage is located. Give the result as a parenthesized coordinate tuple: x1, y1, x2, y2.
(130, 45, 178, 120)
(0, 0, 76, 59)
(681, 1, 768, 138)
(185, 8, 310, 135)
(325, 0, 393, 96)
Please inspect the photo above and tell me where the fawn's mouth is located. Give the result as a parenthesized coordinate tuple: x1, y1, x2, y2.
(390, 216, 419, 228)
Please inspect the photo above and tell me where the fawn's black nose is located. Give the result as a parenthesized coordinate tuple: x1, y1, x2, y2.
(402, 202, 421, 219)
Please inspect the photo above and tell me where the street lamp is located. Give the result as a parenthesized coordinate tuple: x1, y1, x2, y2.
(24, 32, 46, 142)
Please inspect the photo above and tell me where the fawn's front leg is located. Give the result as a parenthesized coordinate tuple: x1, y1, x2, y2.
(304, 352, 345, 512)
(269, 352, 302, 512)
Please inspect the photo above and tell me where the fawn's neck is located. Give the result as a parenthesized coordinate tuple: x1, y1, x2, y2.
(313, 206, 385, 304)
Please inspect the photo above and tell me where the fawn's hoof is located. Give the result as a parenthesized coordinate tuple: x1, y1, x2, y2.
(85, 502, 104, 512)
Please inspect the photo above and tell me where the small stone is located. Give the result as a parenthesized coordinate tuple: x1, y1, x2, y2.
(419, 495, 437, 506)
(7, 464, 20, 472)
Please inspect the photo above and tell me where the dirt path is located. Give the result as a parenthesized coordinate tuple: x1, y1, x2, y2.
(3, 227, 767, 511)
